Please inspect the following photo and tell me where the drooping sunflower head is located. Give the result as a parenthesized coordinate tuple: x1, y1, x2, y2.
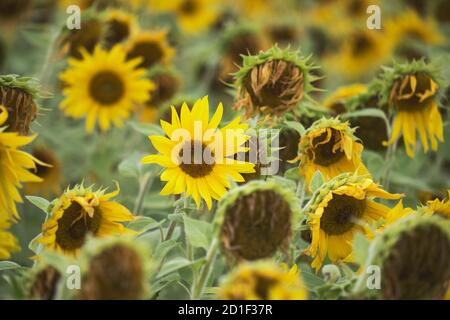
(0, 74, 40, 135)
(139, 67, 180, 123)
(215, 179, 300, 261)
(0, 0, 32, 23)
(102, 9, 139, 50)
(323, 84, 367, 116)
(126, 30, 175, 69)
(77, 237, 151, 300)
(25, 146, 62, 197)
(419, 190, 450, 219)
(304, 172, 402, 270)
(295, 117, 368, 188)
(27, 265, 62, 300)
(38, 183, 136, 256)
(233, 45, 318, 120)
(60, 45, 153, 133)
(61, 17, 103, 59)
(362, 215, 450, 299)
(380, 60, 444, 157)
(142, 96, 255, 209)
(218, 261, 308, 300)
(0, 218, 19, 260)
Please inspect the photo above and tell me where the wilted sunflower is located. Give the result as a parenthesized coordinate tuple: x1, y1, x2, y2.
(0, 74, 39, 136)
(60, 45, 153, 133)
(28, 265, 62, 300)
(25, 146, 62, 197)
(233, 45, 317, 120)
(294, 118, 368, 189)
(142, 96, 255, 209)
(358, 215, 450, 299)
(219, 261, 307, 300)
(102, 9, 139, 49)
(215, 179, 300, 261)
(420, 190, 450, 219)
(0, 218, 19, 260)
(126, 30, 175, 69)
(77, 237, 151, 300)
(304, 172, 402, 270)
(380, 61, 444, 157)
(0, 105, 44, 221)
(38, 183, 136, 256)
(323, 84, 367, 116)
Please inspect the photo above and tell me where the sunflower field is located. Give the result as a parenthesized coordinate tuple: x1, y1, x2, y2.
(0, 0, 449, 302)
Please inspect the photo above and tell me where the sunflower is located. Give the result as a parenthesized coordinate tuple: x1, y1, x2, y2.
(126, 30, 175, 69)
(28, 265, 62, 300)
(60, 45, 153, 133)
(219, 261, 307, 300)
(294, 118, 369, 189)
(141, 96, 255, 209)
(380, 61, 444, 158)
(304, 172, 402, 270)
(61, 18, 103, 59)
(421, 190, 450, 219)
(0, 105, 44, 221)
(0, 218, 19, 260)
(25, 146, 62, 197)
(103, 9, 139, 50)
(38, 183, 136, 256)
(0, 0, 32, 26)
(323, 84, 367, 115)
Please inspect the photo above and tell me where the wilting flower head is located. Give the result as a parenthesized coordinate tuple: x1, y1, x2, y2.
(215, 179, 300, 261)
(142, 96, 255, 209)
(38, 182, 136, 256)
(27, 265, 62, 300)
(359, 215, 450, 299)
(0, 218, 19, 260)
(77, 237, 151, 300)
(0, 105, 45, 221)
(0, 74, 40, 136)
(294, 117, 369, 189)
(218, 261, 307, 300)
(303, 172, 402, 270)
(60, 45, 153, 133)
(233, 45, 318, 120)
(380, 60, 444, 157)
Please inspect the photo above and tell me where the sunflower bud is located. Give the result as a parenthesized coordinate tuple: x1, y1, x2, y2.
(28, 266, 62, 300)
(215, 179, 300, 261)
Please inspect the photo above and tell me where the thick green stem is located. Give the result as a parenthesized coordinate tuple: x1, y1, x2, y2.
(133, 172, 153, 216)
(191, 238, 219, 300)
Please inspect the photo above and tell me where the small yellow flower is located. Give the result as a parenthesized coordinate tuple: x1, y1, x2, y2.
(0, 218, 19, 260)
(323, 84, 367, 115)
(421, 190, 450, 219)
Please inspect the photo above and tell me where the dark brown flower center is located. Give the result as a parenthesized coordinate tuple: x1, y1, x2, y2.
(55, 202, 101, 251)
(179, 0, 198, 15)
(66, 19, 102, 59)
(178, 140, 215, 178)
(227, 32, 262, 66)
(390, 72, 435, 112)
(351, 33, 373, 56)
(78, 244, 145, 300)
(147, 73, 179, 107)
(279, 128, 300, 174)
(308, 128, 345, 166)
(32, 149, 55, 178)
(104, 19, 130, 48)
(254, 273, 278, 299)
(29, 266, 61, 300)
(220, 189, 292, 260)
(320, 194, 366, 235)
(0, 0, 32, 19)
(89, 71, 125, 105)
(381, 223, 450, 299)
(127, 40, 164, 69)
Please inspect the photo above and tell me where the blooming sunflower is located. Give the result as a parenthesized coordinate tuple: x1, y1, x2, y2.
(380, 61, 444, 157)
(126, 30, 175, 69)
(60, 45, 153, 133)
(0, 218, 19, 260)
(141, 96, 255, 209)
(103, 9, 139, 49)
(323, 84, 367, 115)
(38, 183, 136, 256)
(0, 105, 44, 221)
(25, 146, 62, 197)
(420, 190, 450, 219)
(294, 117, 369, 189)
(304, 172, 402, 270)
(218, 261, 307, 300)
(61, 17, 103, 59)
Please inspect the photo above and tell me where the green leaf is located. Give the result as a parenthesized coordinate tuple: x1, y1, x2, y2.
(151, 273, 181, 295)
(284, 167, 301, 180)
(285, 121, 306, 136)
(389, 171, 431, 191)
(0, 261, 21, 271)
(183, 216, 213, 250)
(157, 257, 193, 279)
(352, 233, 370, 266)
(127, 217, 165, 233)
(309, 170, 324, 193)
(342, 108, 390, 131)
(130, 122, 164, 136)
(153, 240, 180, 262)
(118, 153, 143, 178)
(25, 196, 50, 214)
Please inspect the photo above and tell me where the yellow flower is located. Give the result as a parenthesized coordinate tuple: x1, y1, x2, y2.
(60, 45, 153, 133)
(126, 30, 175, 69)
(384, 199, 415, 227)
(295, 118, 368, 189)
(219, 261, 308, 300)
(142, 96, 255, 209)
(384, 70, 443, 158)
(422, 190, 450, 219)
(103, 9, 139, 49)
(304, 173, 402, 270)
(25, 146, 63, 198)
(38, 183, 136, 256)
(323, 84, 367, 115)
(0, 218, 19, 260)
(0, 105, 44, 221)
